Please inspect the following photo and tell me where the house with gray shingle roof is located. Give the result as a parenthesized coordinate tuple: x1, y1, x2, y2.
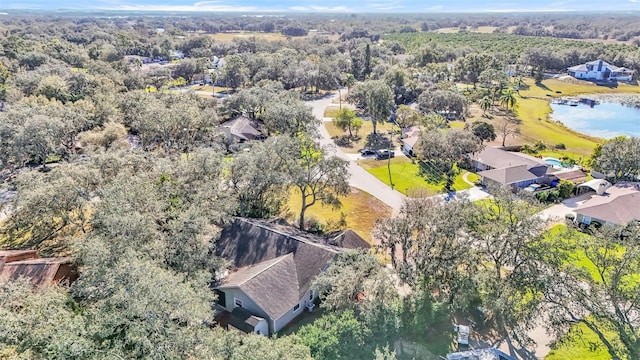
(213, 218, 369, 335)
(573, 183, 640, 227)
(220, 116, 265, 144)
(470, 147, 557, 190)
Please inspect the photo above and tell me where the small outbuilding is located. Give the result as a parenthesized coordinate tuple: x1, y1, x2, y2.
(577, 179, 611, 195)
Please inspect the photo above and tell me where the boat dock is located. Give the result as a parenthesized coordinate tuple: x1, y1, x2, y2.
(552, 97, 600, 107)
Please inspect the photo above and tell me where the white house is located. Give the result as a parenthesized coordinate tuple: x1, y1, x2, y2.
(567, 60, 634, 81)
(213, 218, 370, 335)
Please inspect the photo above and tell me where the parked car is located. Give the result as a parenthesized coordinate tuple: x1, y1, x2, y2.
(376, 149, 395, 160)
(359, 148, 376, 156)
(456, 325, 470, 346)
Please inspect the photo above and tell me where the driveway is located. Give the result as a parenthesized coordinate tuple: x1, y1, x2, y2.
(537, 192, 594, 223)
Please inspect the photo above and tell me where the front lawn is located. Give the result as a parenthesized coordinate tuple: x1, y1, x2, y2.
(357, 157, 477, 196)
(546, 319, 624, 360)
(283, 187, 392, 243)
(324, 119, 396, 154)
(543, 225, 634, 360)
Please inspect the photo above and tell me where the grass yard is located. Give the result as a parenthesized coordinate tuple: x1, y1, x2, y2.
(323, 119, 396, 154)
(546, 319, 624, 360)
(283, 187, 392, 243)
(323, 106, 341, 118)
(357, 157, 476, 196)
(449, 121, 466, 129)
(544, 224, 637, 284)
(465, 77, 640, 159)
(522, 78, 640, 98)
(543, 225, 636, 360)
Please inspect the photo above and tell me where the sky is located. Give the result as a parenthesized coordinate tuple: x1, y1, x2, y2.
(1, 0, 639, 12)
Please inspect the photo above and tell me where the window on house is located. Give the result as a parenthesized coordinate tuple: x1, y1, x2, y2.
(234, 298, 243, 308)
(293, 304, 300, 312)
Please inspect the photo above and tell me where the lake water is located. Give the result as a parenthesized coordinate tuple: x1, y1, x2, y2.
(549, 101, 640, 139)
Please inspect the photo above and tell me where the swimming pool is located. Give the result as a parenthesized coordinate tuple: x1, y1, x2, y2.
(543, 157, 566, 168)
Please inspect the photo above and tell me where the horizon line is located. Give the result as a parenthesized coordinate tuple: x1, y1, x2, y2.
(2, 8, 640, 14)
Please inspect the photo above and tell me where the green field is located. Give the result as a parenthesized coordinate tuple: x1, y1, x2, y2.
(384, 32, 637, 55)
(284, 187, 391, 243)
(546, 319, 623, 360)
(357, 157, 476, 196)
(543, 225, 635, 359)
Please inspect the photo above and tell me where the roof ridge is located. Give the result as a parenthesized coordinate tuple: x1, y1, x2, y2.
(240, 218, 340, 254)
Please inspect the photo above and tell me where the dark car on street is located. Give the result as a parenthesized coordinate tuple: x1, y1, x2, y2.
(359, 148, 376, 156)
(375, 149, 395, 160)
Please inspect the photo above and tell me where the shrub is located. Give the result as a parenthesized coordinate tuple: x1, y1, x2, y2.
(533, 140, 547, 151)
(557, 180, 575, 199)
(554, 143, 566, 150)
(305, 216, 325, 234)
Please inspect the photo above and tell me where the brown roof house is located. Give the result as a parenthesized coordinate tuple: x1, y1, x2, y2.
(213, 218, 370, 335)
(470, 147, 557, 190)
(401, 126, 421, 157)
(0, 250, 77, 287)
(573, 183, 640, 227)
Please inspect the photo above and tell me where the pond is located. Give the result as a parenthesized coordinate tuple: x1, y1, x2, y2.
(550, 100, 640, 139)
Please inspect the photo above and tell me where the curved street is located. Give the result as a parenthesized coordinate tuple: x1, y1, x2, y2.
(305, 92, 407, 213)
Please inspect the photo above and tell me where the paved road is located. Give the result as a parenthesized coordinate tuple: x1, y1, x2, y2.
(305, 91, 594, 359)
(305, 92, 407, 213)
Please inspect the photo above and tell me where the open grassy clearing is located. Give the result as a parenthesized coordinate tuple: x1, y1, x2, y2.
(323, 119, 396, 154)
(357, 157, 476, 196)
(283, 187, 392, 243)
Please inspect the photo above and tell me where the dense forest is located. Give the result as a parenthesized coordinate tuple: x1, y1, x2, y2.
(0, 11, 639, 360)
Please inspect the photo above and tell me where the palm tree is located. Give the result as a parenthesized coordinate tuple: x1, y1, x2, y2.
(500, 88, 517, 111)
(512, 76, 526, 95)
(344, 73, 355, 96)
(480, 96, 492, 115)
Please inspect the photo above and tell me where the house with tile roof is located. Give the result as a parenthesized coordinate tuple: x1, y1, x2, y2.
(213, 218, 369, 335)
(573, 183, 640, 227)
(469, 147, 557, 190)
(567, 60, 634, 81)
